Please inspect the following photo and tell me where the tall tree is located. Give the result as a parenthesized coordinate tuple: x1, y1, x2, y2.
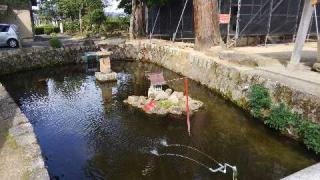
(56, 0, 105, 20)
(193, 0, 221, 50)
(130, 0, 145, 39)
(118, 0, 132, 14)
(38, 0, 58, 22)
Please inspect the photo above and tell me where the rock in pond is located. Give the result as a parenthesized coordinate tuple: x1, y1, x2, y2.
(124, 90, 204, 116)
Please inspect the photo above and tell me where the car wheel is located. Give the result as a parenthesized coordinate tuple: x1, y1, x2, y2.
(7, 39, 19, 48)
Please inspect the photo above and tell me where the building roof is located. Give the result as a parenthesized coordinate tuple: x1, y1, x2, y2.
(147, 72, 166, 86)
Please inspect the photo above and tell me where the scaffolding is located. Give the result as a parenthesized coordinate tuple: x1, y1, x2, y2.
(147, 0, 320, 45)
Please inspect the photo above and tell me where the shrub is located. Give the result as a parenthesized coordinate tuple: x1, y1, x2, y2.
(265, 103, 300, 131)
(248, 85, 271, 118)
(43, 25, 59, 35)
(63, 21, 80, 33)
(49, 37, 62, 48)
(297, 121, 320, 154)
(35, 27, 44, 35)
(90, 9, 106, 26)
(247, 85, 320, 154)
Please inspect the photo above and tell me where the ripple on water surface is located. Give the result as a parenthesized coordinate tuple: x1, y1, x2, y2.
(0, 62, 318, 180)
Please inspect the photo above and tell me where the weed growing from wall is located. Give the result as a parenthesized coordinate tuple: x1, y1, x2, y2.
(266, 103, 300, 131)
(297, 121, 320, 153)
(248, 84, 320, 154)
(248, 85, 271, 118)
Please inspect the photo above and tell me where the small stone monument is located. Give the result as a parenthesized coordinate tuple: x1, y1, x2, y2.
(95, 48, 117, 82)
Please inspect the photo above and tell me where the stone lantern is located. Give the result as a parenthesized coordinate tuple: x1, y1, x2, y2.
(95, 48, 117, 82)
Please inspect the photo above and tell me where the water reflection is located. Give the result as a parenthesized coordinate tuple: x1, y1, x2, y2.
(0, 61, 318, 180)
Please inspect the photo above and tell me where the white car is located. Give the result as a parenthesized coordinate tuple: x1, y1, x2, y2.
(0, 24, 20, 48)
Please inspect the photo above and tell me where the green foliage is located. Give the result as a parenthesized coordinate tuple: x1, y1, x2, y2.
(56, 0, 104, 20)
(38, 0, 58, 22)
(248, 85, 271, 118)
(297, 121, 320, 154)
(63, 21, 80, 33)
(247, 85, 320, 154)
(158, 100, 175, 109)
(35, 25, 59, 35)
(44, 25, 60, 35)
(265, 103, 300, 131)
(38, 0, 105, 33)
(118, 0, 132, 14)
(49, 36, 62, 48)
(90, 9, 106, 26)
(35, 27, 44, 35)
(263, 102, 320, 154)
(103, 16, 130, 34)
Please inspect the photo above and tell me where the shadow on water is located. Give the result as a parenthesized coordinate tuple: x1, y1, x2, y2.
(0, 61, 319, 180)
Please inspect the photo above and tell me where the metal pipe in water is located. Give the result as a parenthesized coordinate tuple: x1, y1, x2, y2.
(160, 140, 220, 164)
(151, 149, 238, 180)
(159, 140, 238, 180)
(151, 150, 218, 172)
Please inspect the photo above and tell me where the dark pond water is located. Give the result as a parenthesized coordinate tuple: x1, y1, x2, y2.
(0, 61, 318, 180)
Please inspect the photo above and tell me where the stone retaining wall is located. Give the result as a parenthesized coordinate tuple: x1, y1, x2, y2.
(0, 45, 99, 75)
(0, 83, 49, 179)
(109, 41, 320, 123)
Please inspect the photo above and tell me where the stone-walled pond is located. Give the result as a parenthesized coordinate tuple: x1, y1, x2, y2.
(0, 61, 318, 179)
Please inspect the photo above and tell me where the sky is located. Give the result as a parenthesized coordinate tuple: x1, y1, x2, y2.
(104, 0, 124, 14)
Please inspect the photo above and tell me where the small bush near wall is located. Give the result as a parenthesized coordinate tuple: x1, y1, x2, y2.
(49, 37, 62, 48)
(35, 27, 44, 35)
(248, 84, 320, 154)
(35, 25, 60, 35)
(248, 85, 271, 118)
(266, 103, 300, 131)
(298, 121, 320, 154)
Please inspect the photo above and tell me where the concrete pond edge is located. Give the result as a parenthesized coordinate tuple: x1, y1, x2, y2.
(0, 83, 49, 179)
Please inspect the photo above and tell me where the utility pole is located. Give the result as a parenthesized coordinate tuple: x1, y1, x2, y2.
(290, 0, 315, 66)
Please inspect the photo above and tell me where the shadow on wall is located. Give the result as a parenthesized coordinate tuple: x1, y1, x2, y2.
(0, 7, 33, 39)
(0, 84, 17, 152)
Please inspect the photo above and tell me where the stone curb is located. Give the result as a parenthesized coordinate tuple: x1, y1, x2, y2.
(0, 84, 49, 180)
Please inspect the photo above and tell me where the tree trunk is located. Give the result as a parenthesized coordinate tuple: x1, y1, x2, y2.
(193, 0, 221, 50)
(130, 0, 145, 39)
